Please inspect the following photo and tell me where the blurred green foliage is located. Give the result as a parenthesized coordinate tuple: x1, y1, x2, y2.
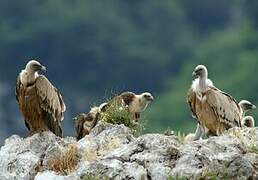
(0, 0, 257, 138)
(146, 22, 258, 133)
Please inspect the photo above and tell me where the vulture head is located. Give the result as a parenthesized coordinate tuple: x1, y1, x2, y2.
(242, 116, 255, 127)
(98, 102, 109, 112)
(239, 100, 256, 113)
(141, 92, 154, 103)
(192, 65, 208, 78)
(25, 60, 46, 73)
(136, 92, 154, 112)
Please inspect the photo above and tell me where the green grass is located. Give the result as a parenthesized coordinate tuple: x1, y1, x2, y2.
(247, 144, 258, 154)
(201, 168, 231, 180)
(100, 98, 145, 136)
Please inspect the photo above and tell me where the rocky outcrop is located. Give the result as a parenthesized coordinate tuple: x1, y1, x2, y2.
(0, 121, 258, 180)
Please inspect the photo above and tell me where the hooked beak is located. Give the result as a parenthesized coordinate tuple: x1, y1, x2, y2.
(192, 71, 197, 77)
(252, 105, 256, 109)
(41, 65, 47, 72)
(148, 96, 154, 102)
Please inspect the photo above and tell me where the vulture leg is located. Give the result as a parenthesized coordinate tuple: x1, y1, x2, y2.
(135, 112, 140, 121)
(193, 123, 204, 140)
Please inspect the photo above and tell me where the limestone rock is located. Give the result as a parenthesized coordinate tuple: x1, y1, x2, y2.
(1, 123, 258, 180)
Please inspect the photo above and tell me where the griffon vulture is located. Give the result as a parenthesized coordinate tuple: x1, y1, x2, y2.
(242, 116, 255, 127)
(239, 100, 256, 127)
(16, 60, 66, 137)
(239, 100, 256, 118)
(191, 99, 257, 140)
(102, 91, 154, 120)
(74, 106, 101, 140)
(74, 92, 153, 140)
(187, 65, 241, 139)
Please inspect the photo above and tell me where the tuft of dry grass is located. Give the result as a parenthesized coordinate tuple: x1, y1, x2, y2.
(47, 144, 81, 175)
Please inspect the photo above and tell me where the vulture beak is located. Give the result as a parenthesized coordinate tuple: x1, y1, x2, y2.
(143, 94, 154, 102)
(41, 65, 47, 72)
(192, 70, 197, 77)
(252, 104, 256, 109)
(147, 95, 154, 102)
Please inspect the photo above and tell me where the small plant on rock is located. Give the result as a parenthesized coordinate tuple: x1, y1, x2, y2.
(47, 144, 81, 175)
(247, 144, 258, 154)
(100, 97, 146, 136)
(176, 131, 187, 144)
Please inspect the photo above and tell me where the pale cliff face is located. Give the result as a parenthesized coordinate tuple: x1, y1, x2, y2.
(0, 122, 257, 180)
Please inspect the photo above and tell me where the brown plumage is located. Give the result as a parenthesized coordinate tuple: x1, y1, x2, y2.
(74, 107, 100, 140)
(74, 91, 154, 140)
(238, 100, 256, 128)
(100, 92, 136, 113)
(241, 116, 255, 127)
(105, 91, 154, 120)
(16, 60, 66, 137)
(187, 65, 241, 137)
(120, 92, 136, 106)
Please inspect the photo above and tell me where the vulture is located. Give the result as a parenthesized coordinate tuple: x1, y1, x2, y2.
(102, 91, 154, 120)
(187, 65, 241, 139)
(191, 99, 257, 140)
(238, 100, 256, 127)
(74, 106, 101, 140)
(242, 116, 255, 127)
(238, 100, 256, 118)
(16, 60, 66, 137)
(74, 92, 153, 140)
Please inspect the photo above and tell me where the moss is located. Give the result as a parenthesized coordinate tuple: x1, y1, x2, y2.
(201, 168, 232, 180)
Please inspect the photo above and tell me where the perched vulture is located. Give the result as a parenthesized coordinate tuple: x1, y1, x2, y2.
(187, 65, 241, 139)
(74, 92, 153, 140)
(241, 116, 255, 127)
(16, 60, 66, 137)
(238, 100, 256, 127)
(238, 100, 256, 118)
(74, 107, 100, 140)
(191, 99, 257, 140)
(103, 91, 154, 120)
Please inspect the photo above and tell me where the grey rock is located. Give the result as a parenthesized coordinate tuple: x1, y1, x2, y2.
(1, 123, 258, 180)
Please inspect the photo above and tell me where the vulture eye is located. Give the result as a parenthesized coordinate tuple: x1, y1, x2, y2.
(32, 63, 42, 70)
(144, 94, 150, 98)
(143, 94, 154, 101)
